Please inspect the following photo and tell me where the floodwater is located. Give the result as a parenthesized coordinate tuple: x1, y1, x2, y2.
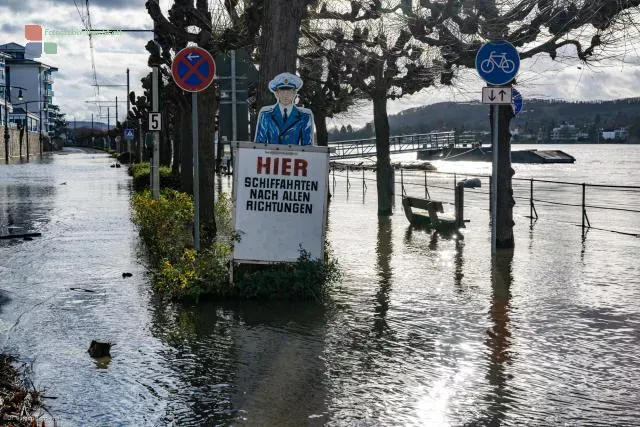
(1, 146, 639, 426)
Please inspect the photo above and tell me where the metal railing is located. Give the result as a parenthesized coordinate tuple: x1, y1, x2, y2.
(328, 131, 480, 160)
(330, 166, 640, 238)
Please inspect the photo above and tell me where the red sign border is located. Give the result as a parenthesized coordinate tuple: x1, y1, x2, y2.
(171, 47, 216, 93)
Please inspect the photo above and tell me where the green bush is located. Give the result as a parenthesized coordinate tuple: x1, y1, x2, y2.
(132, 189, 194, 260)
(131, 189, 341, 302)
(233, 247, 341, 302)
(128, 163, 180, 192)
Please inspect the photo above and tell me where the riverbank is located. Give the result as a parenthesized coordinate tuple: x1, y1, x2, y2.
(0, 355, 40, 426)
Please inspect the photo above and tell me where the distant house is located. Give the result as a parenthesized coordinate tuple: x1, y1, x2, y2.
(602, 127, 628, 141)
(551, 123, 578, 142)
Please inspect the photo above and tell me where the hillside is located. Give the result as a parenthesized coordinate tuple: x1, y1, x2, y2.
(329, 98, 640, 143)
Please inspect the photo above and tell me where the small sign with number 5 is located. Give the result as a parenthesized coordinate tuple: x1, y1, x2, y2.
(148, 112, 161, 131)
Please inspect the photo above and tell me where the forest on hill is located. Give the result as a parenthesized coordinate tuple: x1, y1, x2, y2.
(328, 98, 640, 143)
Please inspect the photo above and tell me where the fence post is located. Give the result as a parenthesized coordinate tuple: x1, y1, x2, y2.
(346, 165, 350, 189)
(424, 170, 429, 199)
(530, 178, 533, 219)
(332, 167, 336, 189)
(489, 176, 492, 216)
(582, 183, 590, 234)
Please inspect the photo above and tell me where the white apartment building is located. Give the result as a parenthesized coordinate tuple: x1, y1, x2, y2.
(0, 43, 57, 136)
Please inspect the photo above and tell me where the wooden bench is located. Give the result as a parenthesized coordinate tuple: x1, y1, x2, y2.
(402, 197, 444, 226)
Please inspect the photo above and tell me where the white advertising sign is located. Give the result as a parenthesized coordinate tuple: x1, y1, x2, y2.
(233, 142, 330, 263)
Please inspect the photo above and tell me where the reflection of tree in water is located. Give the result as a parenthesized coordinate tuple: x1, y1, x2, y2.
(373, 216, 393, 338)
(150, 298, 328, 425)
(470, 250, 516, 427)
(149, 298, 237, 425)
(454, 237, 464, 290)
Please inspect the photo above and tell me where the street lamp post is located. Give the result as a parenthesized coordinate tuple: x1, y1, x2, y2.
(12, 99, 44, 163)
(3, 67, 9, 164)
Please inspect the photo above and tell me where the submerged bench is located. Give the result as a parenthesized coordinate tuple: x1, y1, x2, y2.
(402, 197, 445, 227)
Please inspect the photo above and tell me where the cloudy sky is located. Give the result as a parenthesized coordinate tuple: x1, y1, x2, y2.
(2, 0, 640, 130)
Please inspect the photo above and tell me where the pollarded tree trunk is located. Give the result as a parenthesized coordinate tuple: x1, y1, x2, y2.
(373, 93, 394, 216)
(314, 112, 328, 147)
(494, 104, 515, 249)
(256, 0, 308, 110)
(198, 84, 218, 244)
(160, 105, 171, 167)
(180, 106, 193, 195)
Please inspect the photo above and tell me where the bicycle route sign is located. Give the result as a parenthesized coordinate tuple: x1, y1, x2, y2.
(475, 41, 520, 85)
(171, 47, 216, 93)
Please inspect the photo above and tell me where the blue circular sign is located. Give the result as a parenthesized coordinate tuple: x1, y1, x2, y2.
(512, 88, 523, 115)
(475, 41, 520, 85)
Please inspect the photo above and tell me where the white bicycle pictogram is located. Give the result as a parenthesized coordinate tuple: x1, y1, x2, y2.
(480, 51, 516, 74)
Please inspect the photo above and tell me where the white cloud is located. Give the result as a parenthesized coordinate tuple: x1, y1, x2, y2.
(3, 2, 640, 131)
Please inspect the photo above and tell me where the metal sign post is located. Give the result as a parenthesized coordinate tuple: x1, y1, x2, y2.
(476, 40, 520, 254)
(192, 92, 200, 250)
(171, 46, 216, 252)
(151, 67, 160, 200)
(491, 105, 499, 254)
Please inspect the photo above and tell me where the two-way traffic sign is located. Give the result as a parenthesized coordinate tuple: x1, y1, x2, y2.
(482, 87, 512, 104)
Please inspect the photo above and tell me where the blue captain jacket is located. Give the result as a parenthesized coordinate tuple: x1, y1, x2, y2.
(254, 104, 315, 146)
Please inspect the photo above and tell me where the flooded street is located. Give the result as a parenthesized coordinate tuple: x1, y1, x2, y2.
(1, 147, 640, 426)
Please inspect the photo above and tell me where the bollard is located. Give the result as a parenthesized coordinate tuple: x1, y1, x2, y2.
(455, 182, 464, 228)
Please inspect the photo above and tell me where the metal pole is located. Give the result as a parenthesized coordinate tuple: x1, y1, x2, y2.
(192, 92, 200, 251)
(231, 50, 237, 143)
(107, 107, 110, 149)
(115, 96, 119, 152)
(581, 183, 586, 232)
(530, 178, 533, 219)
(138, 119, 142, 163)
(25, 102, 29, 162)
(4, 67, 10, 164)
(152, 66, 160, 199)
(91, 113, 94, 146)
(39, 103, 42, 156)
(126, 68, 131, 155)
(491, 104, 498, 255)
(74, 117, 76, 144)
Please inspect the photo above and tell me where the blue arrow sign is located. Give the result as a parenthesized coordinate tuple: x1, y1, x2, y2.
(124, 128, 134, 141)
(512, 88, 523, 115)
(476, 41, 520, 85)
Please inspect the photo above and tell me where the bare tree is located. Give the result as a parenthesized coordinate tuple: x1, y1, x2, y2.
(307, 3, 446, 214)
(403, 0, 640, 248)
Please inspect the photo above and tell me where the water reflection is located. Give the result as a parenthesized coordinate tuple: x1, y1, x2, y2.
(477, 250, 516, 426)
(373, 216, 393, 338)
(454, 238, 464, 289)
(150, 299, 328, 425)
